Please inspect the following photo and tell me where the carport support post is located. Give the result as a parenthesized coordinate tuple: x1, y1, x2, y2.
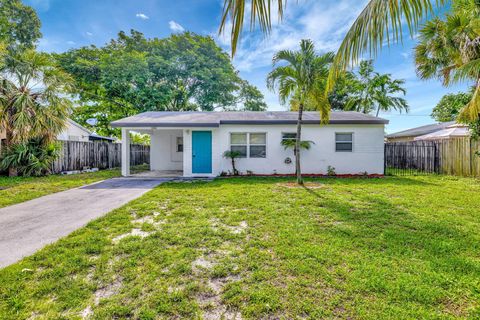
(121, 128, 130, 176)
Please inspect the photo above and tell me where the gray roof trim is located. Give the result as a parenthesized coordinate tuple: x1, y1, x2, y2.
(220, 119, 387, 125)
(111, 122, 220, 128)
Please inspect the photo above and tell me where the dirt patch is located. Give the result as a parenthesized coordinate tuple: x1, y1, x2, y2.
(112, 229, 153, 243)
(132, 216, 155, 224)
(210, 219, 248, 235)
(192, 256, 217, 273)
(80, 277, 123, 319)
(277, 182, 325, 189)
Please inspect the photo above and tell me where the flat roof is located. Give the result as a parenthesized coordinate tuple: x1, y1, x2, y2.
(111, 111, 389, 128)
(386, 121, 455, 138)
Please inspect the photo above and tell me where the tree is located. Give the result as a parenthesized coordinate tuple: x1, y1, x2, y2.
(223, 150, 242, 175)
(0, 0, 41, 50)
(345, 60, 408, 116)
(431, 92, 473, 122)
(267, 40, 333, 184)
(219, 0, 446, 100)
(0, 49, 73, 176)
(415, 0, 479, 122)
(55, 31, 266, 136)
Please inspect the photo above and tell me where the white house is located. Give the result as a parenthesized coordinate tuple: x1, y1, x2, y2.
(111, 111, 388, 177)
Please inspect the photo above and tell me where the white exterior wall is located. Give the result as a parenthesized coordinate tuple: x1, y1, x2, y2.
(150, 129, 184, 171)
(180, 124, 385, 176)
(57, 122, 90, 142)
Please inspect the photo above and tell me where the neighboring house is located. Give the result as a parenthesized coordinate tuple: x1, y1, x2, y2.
(386, 121, 455, 142)
(413, 123, 469, 141)
(111, 111, 388, 177)
(0, 119, 115, 154)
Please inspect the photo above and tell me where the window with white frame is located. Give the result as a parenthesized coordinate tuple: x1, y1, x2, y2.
(335, 133, 353, 152)
(230, 132, 266, 158)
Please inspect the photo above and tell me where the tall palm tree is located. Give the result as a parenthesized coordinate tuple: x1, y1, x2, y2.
(267, 40, 333, 184)
(346, 60, 408, 116)
(219, 0, 446, 96)
(0, 49, 73, 176)
(415, 0, 480, 122)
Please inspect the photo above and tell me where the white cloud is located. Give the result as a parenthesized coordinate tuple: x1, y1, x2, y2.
(86, 32, 93, 36)
(67, 40, 76, 45)
(169, 20, 185, 33)
(136, 13, 149, 20)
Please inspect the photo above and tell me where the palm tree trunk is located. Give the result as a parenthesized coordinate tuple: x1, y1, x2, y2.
(295, 103, 304, 185)
(231, 158, 238, 175)
(376, 105, 381, 117)
(5, 127, 18, 177)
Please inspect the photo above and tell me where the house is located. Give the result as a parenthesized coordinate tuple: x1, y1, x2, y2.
(413, 123, 469, 141)
(386, 121, 455, 142)
(111, 111, 388, 177)
(0, 119, 115, 154)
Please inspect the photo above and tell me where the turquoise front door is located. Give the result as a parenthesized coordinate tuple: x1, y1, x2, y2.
(192, 131, 212, 174)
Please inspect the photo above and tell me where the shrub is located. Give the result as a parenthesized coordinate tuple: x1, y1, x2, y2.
(0, 138, 61, 176)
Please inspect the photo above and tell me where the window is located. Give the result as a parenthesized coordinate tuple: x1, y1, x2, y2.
(176, 137, 184, 152)
(230, 133, 247, 158)
(249, 133, 266, 158)
(230, 132, 266, 158)
(335, 133, 353, 152)
(282, 132, 297, 142)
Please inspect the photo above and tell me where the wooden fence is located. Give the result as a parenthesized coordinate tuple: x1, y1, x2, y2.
(385, 137, 480, 177)
(52, 141, 150, 173)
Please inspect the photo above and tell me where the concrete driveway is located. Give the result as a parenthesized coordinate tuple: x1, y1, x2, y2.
(0, 178, 168, 268)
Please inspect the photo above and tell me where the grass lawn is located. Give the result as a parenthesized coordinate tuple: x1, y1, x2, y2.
(0, 165, 148, 209)
(1, 175, 479, 319)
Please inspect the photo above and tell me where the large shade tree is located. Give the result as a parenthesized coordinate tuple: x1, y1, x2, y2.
(0, 0, 41, 50)
(55, 30, 266, 137)
(345, 60, 408, 116)
(219, 0, 447, 97)
(415, 0, 480, 123)
(0, 50, 73, 176)
(267, 40, 333, 184)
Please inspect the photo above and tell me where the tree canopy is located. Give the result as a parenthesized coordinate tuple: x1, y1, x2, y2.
(0, 0, 41, 49)
(431, 92, 473, 122)
(55, 31, 266, 137)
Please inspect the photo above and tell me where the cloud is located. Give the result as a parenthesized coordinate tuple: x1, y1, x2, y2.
(86, 32, 93, 36)
(136, 13, 149, 20)
(66, 40, 76, 45)
(169, 21, 185, 33)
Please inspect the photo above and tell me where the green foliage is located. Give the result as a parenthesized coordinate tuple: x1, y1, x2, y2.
(415, 0, 480, 122)
(0, 0, 41, 49)
(223, 150, 242, 175)
(344, 60, 409, 116)
(280, 139, 314, 151)
(431, 92, 473, 122)
(0, 138, 60, 176)
(55, 31, 266, 137)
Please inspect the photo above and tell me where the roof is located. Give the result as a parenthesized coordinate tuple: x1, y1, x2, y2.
(67, 119, 92, 135)
(413, 124, 469, 141)
(386, 121, 455, 139)
(111, 111, 389, 128)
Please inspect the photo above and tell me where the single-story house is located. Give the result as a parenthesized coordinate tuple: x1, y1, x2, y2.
(386, 121, 455, 142)
(413, 123, 469, 141)
(111, 111, 388, 177)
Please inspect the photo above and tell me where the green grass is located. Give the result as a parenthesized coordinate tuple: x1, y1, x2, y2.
(0, 165, 148, 208)
(1, 175, 479, 319)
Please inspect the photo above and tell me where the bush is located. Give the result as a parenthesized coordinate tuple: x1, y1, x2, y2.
(0, 138, 61, 176)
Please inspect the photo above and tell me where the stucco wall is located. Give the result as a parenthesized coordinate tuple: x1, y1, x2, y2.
(150, 129, 183, 171)
(57, 122, 90, 142)
(180, 124, 385, 177)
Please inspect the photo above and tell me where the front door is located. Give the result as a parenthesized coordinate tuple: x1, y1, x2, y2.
(192, 131, 212, 174)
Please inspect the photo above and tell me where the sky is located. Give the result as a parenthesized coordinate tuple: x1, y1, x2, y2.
(25, 0, 470, 133)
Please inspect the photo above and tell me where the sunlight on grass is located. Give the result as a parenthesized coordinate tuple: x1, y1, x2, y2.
(0, 176, 479, 319)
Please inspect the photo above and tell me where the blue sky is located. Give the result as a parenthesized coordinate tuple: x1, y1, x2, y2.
(26, 0, 470, 133)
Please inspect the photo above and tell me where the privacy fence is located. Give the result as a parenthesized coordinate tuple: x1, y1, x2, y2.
(385, 137, 480, 177)
(52, 141, 150, 173)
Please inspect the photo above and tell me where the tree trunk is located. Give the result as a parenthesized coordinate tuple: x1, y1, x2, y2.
(4, 127, 18, 177)
(376, 105, 381, 117)
(295, 103, 304, 185)
(231, 157, 238, 175)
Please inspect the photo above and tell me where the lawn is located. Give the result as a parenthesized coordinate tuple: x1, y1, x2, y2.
(0, 175, 479, 319)
(0, 165, 148, 209)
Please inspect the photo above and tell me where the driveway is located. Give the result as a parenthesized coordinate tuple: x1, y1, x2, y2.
(0, 178, 168, 268)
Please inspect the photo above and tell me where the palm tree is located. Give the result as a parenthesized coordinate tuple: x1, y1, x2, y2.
(415, 0, 480, 122)
(0, 49, 73, 176)
(346, 60, 408, 116)
(267, 40, 333, 184)
(219, 0, 446, 94)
